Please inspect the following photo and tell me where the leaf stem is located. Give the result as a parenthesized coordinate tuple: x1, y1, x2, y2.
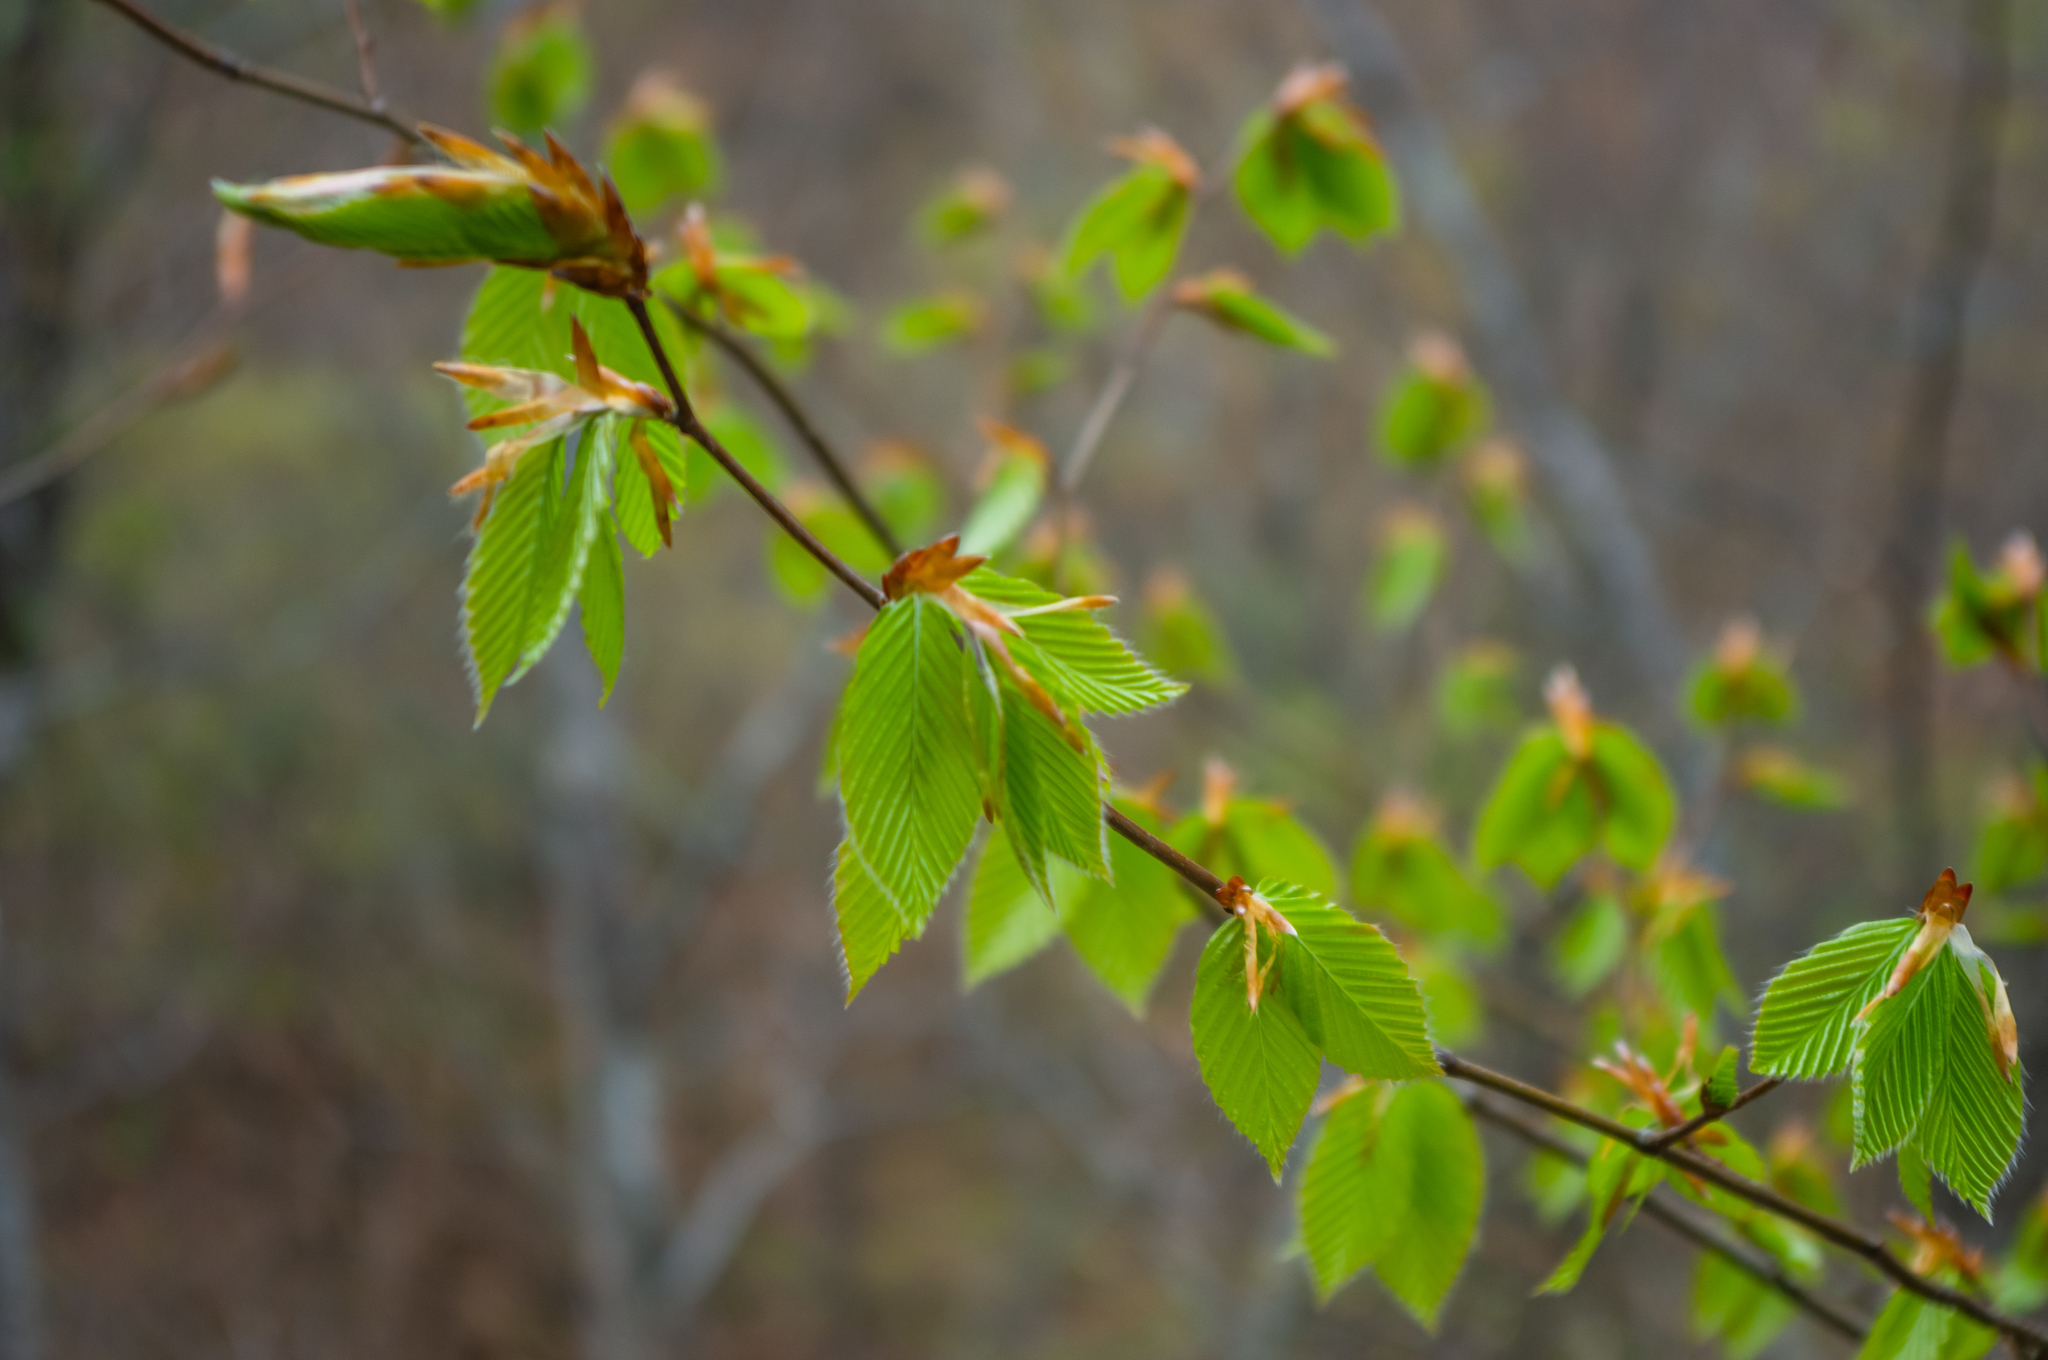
(1640, 1075, 1783, 1152)
(663, 300, 902, 559)
(625, 297, 887, 611)
(89, 0, 428, 149)
(1463, 1094, 1867, 1344)
(1438, 1053, 2048, 1354)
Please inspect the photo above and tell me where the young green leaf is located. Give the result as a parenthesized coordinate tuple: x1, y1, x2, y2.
(1141, 568, 1237, 686)
(1233, 64, 1398, 255)
(1364, 508, 1446, 632)
(1537, 1124, 1661, 1294)
(1589, 725, 1675, 871)
(1172, 796, 1340, 903)
(1854, 1287, 1971, 1360)
(1692, 1252, 1798, 1360)
(837, 596, 984, 919)
(1172, 269, 1333, 356)
(996, 680, 1110, 901)
(879, 291, 985, 354)
(1929, 533, 2046, 672)
(962, 825, 1063, 988)
(833, 836, 912, 1002)
(1702, 1046, 1741, 1112)
(1473, 730, 1598, 888)
(1735, 747, 1851, 812)
(916, 166, 1011, 246)
(1751, 918, 1916, 1079)
(603, 72, 721, 213)
(1376, 333, 1489, 470)
(1349, 798, 1502, 947)
(1975, 765, 2048, 893)
(1853, 943, 2025, 1217)
(957, 422, 1049, 557)
(579, 519, 625, 701)
(1437, 640, 1522, 737)
(1268, 882, 1439, 1080)
(1460, 439, 1531, 561)
(1191, 917, 1321, 1179)
(1687, 617, 1800, 728)
(1300, 1081, 1482, 1326)
(1548, 892, 1626, 998)
(960, 567, 1186, 717)
(1058, 799, 1193, 1013)
(1059, 131, 1198, 303)
(508, 425, 617, 683)
(488, 2, 592, 131)
(462, 437, 556, 721)
(1647, 888, 1740, 1022)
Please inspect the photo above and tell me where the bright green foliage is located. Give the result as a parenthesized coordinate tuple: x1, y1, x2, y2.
(1687, 634, 1800, 727)
(215, 167, 566, 269)
(1548, 892, 1626, 998)
(833, 837, 916, 1002)
(1299, 1082, 1482, 1325)
(1170, 800, 1339, 901)
(1233, 79, 1398, 254)
(579, 520, 625, 701)
(604, 76, 721, 212)
(1349, 814, 1501, 946)
(958, 439, 1047, 556)
(1140, 571, 1237, 685)
(1751, 918, 1915, 1078)
(1856, 1285, 1996, 1360)
(961, 569, 1186, 717)
(1930, 536, 2046, 671)
(488, 5, 592, 131)
(1059, 155, 1194, 302)
(1190, 917, 1321, 1179)
(1173, 270, 1333, 355)
(1058, 799, 1193, 1012)
(1474, 722, 1675, 887)
(838, 596, 985, 920)
(1269, 883, 1439, 1081)
(1692, 1252, 1799, 1360)
(1899, 1140, 1934, 1219)
(1460, 440, 1531, 561)
(1975, 764, 2048, 893)
(879, 291, 985, 353)
(1736, 747, 1851, 811)
(461, 439, 555, 720)
(1437, 641, 1521, 737)
(1538, 1117, 1661, 1293)
(962, 825, 1064, 987)
(1851, 944, 2024, 1217)
(655, 247, 815, 344)
(1702, 1046, 1740, 1111)
(996, 683, 1110, 899)
(866, 451, 945, 545)
(1404, 942, 1483, 1047)
(1376, 352, 1490, 470)
(1365, 509, 1446, 631)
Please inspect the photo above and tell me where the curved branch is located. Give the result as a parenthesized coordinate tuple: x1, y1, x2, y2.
(88, 0, 427, 149)
(665, 302, 901, 559)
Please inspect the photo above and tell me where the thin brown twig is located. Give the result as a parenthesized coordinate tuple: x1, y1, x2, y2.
(1057, 291, 1174, 497)
(89, 0, 427, 148)
(1463, 1094, 1866, 1345)
(1438, 1054, 2047, 1355)
(664, 301, 901, 559)
(338, 0, 383, 106)
(1641, 1076, 1785, 1152)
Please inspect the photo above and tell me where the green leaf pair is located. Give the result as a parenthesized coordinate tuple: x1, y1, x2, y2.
(1234, 64, 1399, 255)
(1299, 1081, 1483, 1327)
(604, 74, 722, 214)
(1058, 130, 1199, 302)
(1375, 337, 1491, 470)
(1349, 804, 1501, 948)
(1190, 882, 1437, 1179)
(1687, 619, 1800, 727)
(1751, 916, 2025, 1218)
(1364, 508, 1447, 632)
(1930, 534, 2047, 672)
(832, 561, 1185, 999)
(1473, 707, 1675, 888)
(488, 3, 592, 132)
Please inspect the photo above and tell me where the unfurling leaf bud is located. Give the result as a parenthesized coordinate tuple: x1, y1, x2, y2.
(214, 126, 646, 295)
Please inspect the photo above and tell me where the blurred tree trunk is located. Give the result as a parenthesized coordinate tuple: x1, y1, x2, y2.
(0, 0, 88, 1353)
(1878, 0, 2013, 890)
(541, 657, 674, 1360)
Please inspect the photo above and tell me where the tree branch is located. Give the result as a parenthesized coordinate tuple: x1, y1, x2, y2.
(664, 302, 901, 558)
(1439, 1053, 2048, 1354)
(1640, 1075, 1784, 1153)
(1463, 1094, 1866, 1345)
(88, 0, 427, 149)
(338, 0, 383, 108)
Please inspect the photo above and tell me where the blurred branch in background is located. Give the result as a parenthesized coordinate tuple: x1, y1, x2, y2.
(1878, 0, 2015, 890)
(1296, 0, 1690, 716)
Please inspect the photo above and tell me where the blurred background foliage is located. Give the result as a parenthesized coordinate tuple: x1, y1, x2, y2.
(5, 0, 2048, 1356)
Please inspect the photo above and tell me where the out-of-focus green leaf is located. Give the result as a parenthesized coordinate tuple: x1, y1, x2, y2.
(1407, 942, 1484, 1047)
(1460, 439, 1530, 560)
(1233, 65, 1398, 254)
(1548, 891, 1626, 998)
(1170, 795, 1339, 903)
(1172, 269, 1332, 355)
(604, 73, 721, 213)
(767, 486, 892, 605)
(879, 290, 986, 354)
(917, 166, 1011, 246)
(1141, 568, 1237, 686)
(1473, 730, 1597, 888)
(1929, 534, 2047, 673)
(1059, 131, 1198, 302)
(1735, 747, 1851, 811)
(687, 402, 786, 502)
(1975, 765, 2048, 893)
(1687, 617, 1801, 727)
(489, 3, 592, 131)
(1364, 508, 1446, 632)
(864, 443, 945, 544)
(1375, 333, 1489, 469)
(958, 422, 1048, 556)
(1349, 799, 1501, 947)
(1437, 640, 1521, 737)
(1693, 1251, 1798, 1360)
(1537, 1115, 1662, 1294)
(1058, 798, 1194, 1013)
(962, 824, 1063, 988)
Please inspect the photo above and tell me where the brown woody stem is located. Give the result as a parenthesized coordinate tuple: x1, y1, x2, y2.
(90, 0, 427, 149)
(664, 301, 902, 560)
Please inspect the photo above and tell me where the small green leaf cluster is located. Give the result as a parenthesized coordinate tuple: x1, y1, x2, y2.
(1234, 62, 1399, 254)
(603, 73, 722, 213)
(829, 559, 1185, 999)
(1931, 533, 2047, 671)
(488, 2, 593, 132)
(1059, 129, 1200, 303)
